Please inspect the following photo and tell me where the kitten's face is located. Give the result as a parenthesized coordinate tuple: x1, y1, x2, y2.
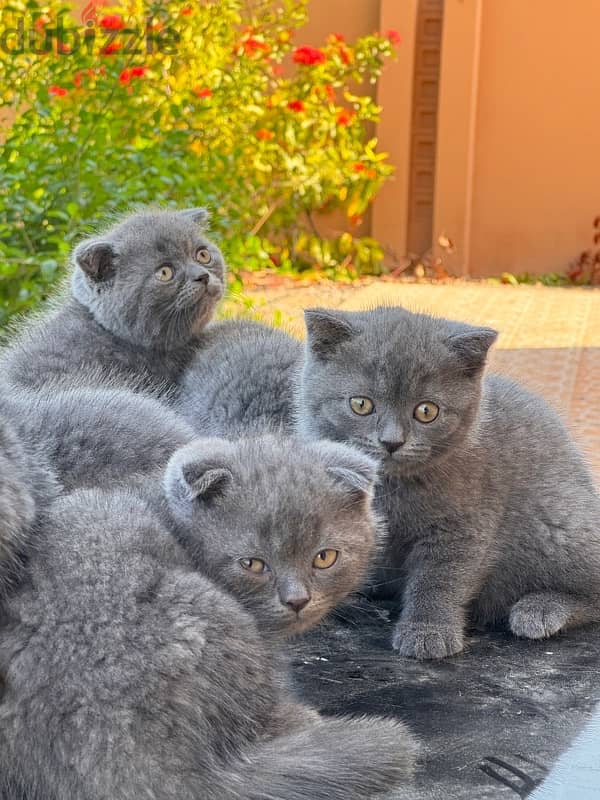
(72, 208, 225, 347)
(299, 307, 497, 477)
(165, 436, 380, 638)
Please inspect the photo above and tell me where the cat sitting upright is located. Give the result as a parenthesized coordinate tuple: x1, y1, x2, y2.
(0, 435, 419, 799)
(298, 305, 600, 660)
(1, 207, 225, 395)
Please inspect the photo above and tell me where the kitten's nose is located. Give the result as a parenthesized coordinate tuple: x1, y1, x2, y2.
(188, 265, 210, 284)
(286, 596, 310, 613)
(379, 437, 405, 454)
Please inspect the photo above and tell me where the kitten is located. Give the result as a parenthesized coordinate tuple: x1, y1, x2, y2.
(3, 383, 194, 493)
(0, 444, 418, 799)
(297, 305, 600, 659)
(162, 433, 382, 636)
(0, 208, 225, 395)
(0, 416, 58, 598)
(176, 319, 302, 435)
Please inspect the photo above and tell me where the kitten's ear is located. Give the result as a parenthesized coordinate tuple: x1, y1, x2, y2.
(314, 440, 379, 498)
(180, 207, 209, 227)
(304, 308, 355, 358)
(164, 439, 236, 521)
(73, 239, 117, 282)
(445, 325, 498, 374)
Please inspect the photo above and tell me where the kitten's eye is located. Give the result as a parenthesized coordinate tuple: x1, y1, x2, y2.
(196, 247, 212, 265)
(313, 549, 339, 569)
(239, 557, 268, 574)
(155, 265, 174, 283)
(414, 401, 440, 423)
(349, 396, 374, 416)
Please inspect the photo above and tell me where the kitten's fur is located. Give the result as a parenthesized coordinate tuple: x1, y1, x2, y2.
(176, 320, 302, 435)
(1, 208, 225, 394)
(0, 441, 418, 799)
(162, 434, 382, 636)
(0, 416, 58, 598)
(298, 306, 600, 659)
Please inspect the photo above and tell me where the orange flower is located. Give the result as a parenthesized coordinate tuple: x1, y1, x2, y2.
(256, 128, 274, 141)
(338, 44, 353, 65)
(102, 41, 122, 55)
(180, 6, 194, 16)
(73, 72, 83, 89)
(99, 14, 124, 30)
(324, 84, 336, 101)
(327, 33, 345, 44)
(119, 68, 132, 84)
(352, 162, 366, 173)
(336, 110, 354, 126)
(48, 85, 68, 97)
(386, 29, 402, 46)
(287, 99, 305, 112)
(271, 63, 285, 77)
(193, 86, 213, 99)
(242, 37, 270, 56)
(293, 45, 326, 66)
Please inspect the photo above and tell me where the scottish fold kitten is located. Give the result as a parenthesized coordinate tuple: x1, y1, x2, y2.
(0, 416, 58, 598)
(1, 208, 225, 394)
(176, 320, 302, 435)
(298, 306, 600, 659)
(0, 442, 418, 798)
(162, 434, 381, 636)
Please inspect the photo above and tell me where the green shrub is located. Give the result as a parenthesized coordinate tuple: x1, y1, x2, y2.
(0, 0, 399, 324)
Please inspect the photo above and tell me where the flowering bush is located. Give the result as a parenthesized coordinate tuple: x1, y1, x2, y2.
(0, 0, 399, 324)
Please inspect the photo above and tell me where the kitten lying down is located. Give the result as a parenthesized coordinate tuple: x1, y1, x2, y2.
(0, 435, 419, 799)
(299, 306, 600, 659)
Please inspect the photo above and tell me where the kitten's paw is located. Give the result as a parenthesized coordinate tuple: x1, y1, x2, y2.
(509, 594, 570, 639)
(270, 702, 321, 735)
(392, 620, 464, 660)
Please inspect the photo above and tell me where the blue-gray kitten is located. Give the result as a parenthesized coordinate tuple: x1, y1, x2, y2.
(176, 319, 301, 435)
(0, 438, 418, 799)
(298, 306, 600, 659)
(1, 208, 225, 394)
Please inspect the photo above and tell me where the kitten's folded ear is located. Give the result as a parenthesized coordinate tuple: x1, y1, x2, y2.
(164, 439, 236, 521)
(313, 439, 379, 498)
(73, 239, 117, 282)
(180, 207, 209, 227)
(445, 324, 497, 375)
(304, 308, 355, 358)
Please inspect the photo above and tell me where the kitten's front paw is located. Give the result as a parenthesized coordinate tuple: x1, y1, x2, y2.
(509, 594, 570, 639)
(392, 620, 464, 660)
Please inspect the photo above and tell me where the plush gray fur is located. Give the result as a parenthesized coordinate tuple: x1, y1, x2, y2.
(298, 305, 600, 659)
(0, 416, 58, 598)
(162, 434, 383, 637)
(0, 208, 225, 394)
(3, 384, 194, 492)
(175, 320, 302, 435)
(0, 448, 418, 798)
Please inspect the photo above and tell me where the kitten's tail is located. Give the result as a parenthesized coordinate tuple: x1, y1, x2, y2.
(219, 715, 420, 800)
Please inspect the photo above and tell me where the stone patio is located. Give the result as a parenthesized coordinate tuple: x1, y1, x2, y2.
(238, 280, 600, 478)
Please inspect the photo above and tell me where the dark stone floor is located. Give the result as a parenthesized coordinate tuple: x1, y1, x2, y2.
(290, 599, 600, 799)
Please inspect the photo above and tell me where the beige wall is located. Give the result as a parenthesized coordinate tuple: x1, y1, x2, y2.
(435, 0, 600, 277)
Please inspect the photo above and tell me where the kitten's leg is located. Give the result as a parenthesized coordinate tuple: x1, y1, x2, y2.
(392, 524, 485, 660)
(509, 592, 600, 639)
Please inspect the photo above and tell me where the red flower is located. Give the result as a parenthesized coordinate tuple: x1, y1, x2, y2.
(293, 45, 326, 66)
(256, 128, 274, 141)
(338, 44, 353, 65)
(180, 6, 194, 16)
(193, 86, 213, 99)
(73, 72, 83, 89)
(131, 66, 146, 77)
(102, 41, 122, 55)
(57, 42, 71, 54)
(324, 84, 336, 101)
(336, 110, 353, 126)
(34, 14, 51, 32)
(119, 68, 132, 84)
(48, 85, 68, 97)
(242, 37, 270, 56)
(99, 14, 124, 30)
(386, 29, 402, 46)
(352, 162, 366, 173)
(287, 99, 305, 112)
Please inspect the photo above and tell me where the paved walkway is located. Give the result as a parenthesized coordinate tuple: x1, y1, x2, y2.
(236, 280, 600, 477)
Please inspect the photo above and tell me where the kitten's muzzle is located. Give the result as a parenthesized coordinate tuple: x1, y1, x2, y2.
(278, 578, 311, 614)
(186, 264, 210, 284)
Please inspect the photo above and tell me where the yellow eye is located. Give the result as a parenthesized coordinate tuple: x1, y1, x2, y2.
(414, 401, 440, 423)
(350, 397, 374, 416)
(156, 265, 174, 282)
(239, 557, 268, 574)
(196, 247, 212, 265)
(313, 549, 339, 569)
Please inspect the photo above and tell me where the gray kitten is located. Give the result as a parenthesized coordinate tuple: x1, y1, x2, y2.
(0, 440, 418, 799)
(176, 320, 302, 435)
(298, 306, 600, 659)
(1, 208, 225, 395)
(0, 416, 58, 598)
